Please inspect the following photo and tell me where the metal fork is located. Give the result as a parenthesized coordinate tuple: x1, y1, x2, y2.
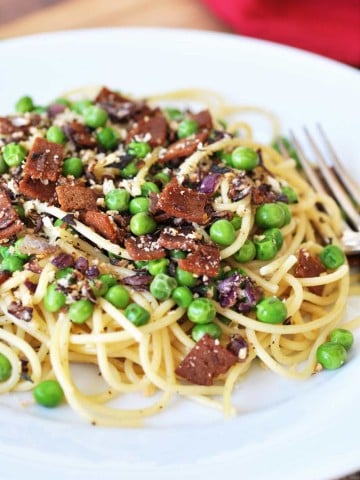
(280, 125, 360, 255)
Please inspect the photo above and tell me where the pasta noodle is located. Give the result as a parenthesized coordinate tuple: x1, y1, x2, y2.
(0, 86, 357, 427)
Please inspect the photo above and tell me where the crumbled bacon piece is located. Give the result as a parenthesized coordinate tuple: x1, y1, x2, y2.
(0, 271, 11, 285)
(251, 184, 277, 205)
(95, 86, 147, 121)
(23, 137, 63, 182)
(157, 179, 208, 224)
(175, 334, 237, 386)
(0, 188, 23, 240)
(178, 244, 220, 277)
(158, 225, 199, 251)
(8, 301, 33, 322)
(56, 183, 98, 211)
(26, 258, 43, 274)
(19, 176, 56, 202)
(81, 211, 119, 243)
(126, 112, 168, 147)
(189, 110, 213, 130)
(160, 130, 209, 162)
(294, 248, 326, 295)
(125, 235, 166, 261)
(0, 117, 17, 134)
(63, 121, 97, 149)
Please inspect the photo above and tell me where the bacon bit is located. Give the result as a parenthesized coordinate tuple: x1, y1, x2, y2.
(157, 179, 208, 224)
(158, 225, 198, 251)
(189, 110, 213, 130)
(81, 211, 119, 243)
(0, 117, 18, 134)
(24, 279, 37, 293)
(63, 121, 97, 149)
(175, 334, 237, 386)
(227, 335, 249, 362)
(0, 188, 23, 240)
(56, 183, 98, 211)
(95, 86, 147, 122)
(294, 248, 326, 295)
(251, 184, 277, 205)
(23, 137, 64, 182)
(8, 301, 33, 322)
(228, 175, 252, 201)
(0, 271, 11, 285)
(160, 130, 209, 162)
(26, 259, 43, 273)
(178, 244, 220, 277)
(126, 113, 168, 147)
(51, 253, 75, 269)
(122, 272, 153, 290)
(19, 176, 57, 202)
(125, 235, 166, 261)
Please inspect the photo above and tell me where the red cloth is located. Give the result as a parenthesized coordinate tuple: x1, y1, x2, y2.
(202, 0, 360, 66)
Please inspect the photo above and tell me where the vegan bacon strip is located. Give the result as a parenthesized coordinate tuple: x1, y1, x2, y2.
(126, 112, 168, 147)
(178, 244, 220, 277)
(124, 235, 166, 261)
(294, 248, 326, 295)
(56, 183, 98, 212)
(63, 121, 97, 149)
(157, 179, 208, 224)
(95, 87, 147, 122)
(175, 334, 238, 386)
(81, 211, 120, 243)
(160, 130, 209, 162)
(0, 188, 23, 240)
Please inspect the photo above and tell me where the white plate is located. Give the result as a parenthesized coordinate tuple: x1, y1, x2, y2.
(0, 28, 359, 480)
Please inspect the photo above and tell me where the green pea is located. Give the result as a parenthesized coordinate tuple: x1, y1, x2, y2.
(187, 298, 216, 324)
(129, 212, 157, 236)
(134, 260, 148, 269)
(172, 286, 193, 308)
(15, 95, 34, 113)
(329, 328, 354, 351)
(126, 141, 151, 159)
(68, 299, 94, 324)
(231, 146, 259, 170)
(13, 237, 30, 260)
(263, 228, 284, 250)
(319, 245, 345, 270)
(254, 237, 277, 261)
(129, 197, 150, 214)
(278, 202, 291, 225)
(0, 155, 9, 174)
(71, 99, 93, 114)
(105, 189, 130, 212)
(43, 284, 66, 312)
(53, 98, 72, 108)
(1, 255, 24, 272)
(62, 157, 83, 178)
(231, 214, 242, 230)
(3, 143, 27, 167)
(97, 127, 119, 150)
(55, 267, 74, 280)
(148, 258, 169, 276)
(32, 106, 47, 114)
(191, 322, 222, 342)
(177, 119, 198, 139)
(170, 250, 187, 259)
(218, 151, 232, 166)
(153, 172, 171, 186)
(256, 296, 287, 324)
(0, 246, 10, 258)
(54, 218, 67, 228)
(255, 203, 286, 229)
(98, 274, 117, 289)
(233, 239, 256, 263)
(90, 279, 108, 297)
(33, 379, 64, 408)
(316, 342, 347, 370)
(125, 303, 150, 326)
(0, 353, 12, 382)
(105, 285, 130, 309)
(121, 161, 138, 179)
(210, 219, 236, 246)
(175, 267, 197, 287)
(150, 273, 177, 301)
(83, 105, 108, 128)
(141, 181, 160, 196)
(165, 107, 183, 120)
(46, 125, 67, 145)
(281, 186, 298, 204)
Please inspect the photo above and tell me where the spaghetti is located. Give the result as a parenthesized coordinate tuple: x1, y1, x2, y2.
(0, 87, 357, 426)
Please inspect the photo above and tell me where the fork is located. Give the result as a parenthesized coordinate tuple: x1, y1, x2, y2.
(280, 125, 360, 255)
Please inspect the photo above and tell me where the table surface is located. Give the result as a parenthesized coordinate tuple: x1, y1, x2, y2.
(0, 1, 359, 479)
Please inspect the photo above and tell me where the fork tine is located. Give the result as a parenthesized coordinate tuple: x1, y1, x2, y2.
(316, 124, 360, 206)
(303, 127, 360, 231)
